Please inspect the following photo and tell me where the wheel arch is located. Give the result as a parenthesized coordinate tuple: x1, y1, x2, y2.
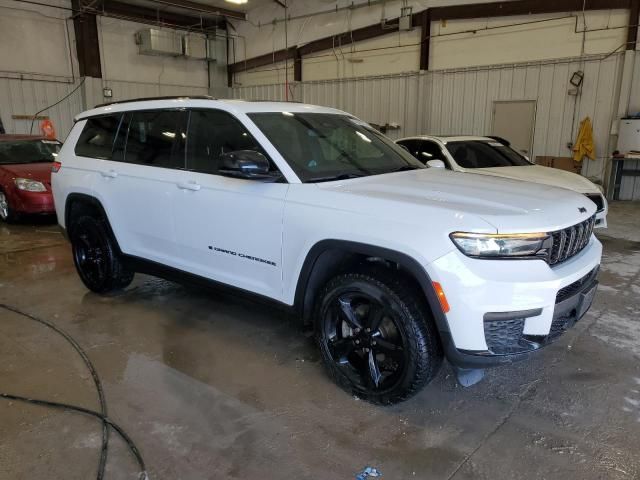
(64, 193, 122, 253)
(294, 240, 451, 338)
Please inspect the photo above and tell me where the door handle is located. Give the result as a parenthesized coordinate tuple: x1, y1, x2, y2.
(177, 181, 201, 191)
(100, 170, 118, 178)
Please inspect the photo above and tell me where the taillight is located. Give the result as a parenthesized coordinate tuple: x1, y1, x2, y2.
(52, 161, 62, 173)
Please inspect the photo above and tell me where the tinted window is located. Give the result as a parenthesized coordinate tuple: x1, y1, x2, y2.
(186, 109, 272, 175)
(447, 141, 532, 168)
(0, 139, 61, 164)
(75, 114, 122, 159)
(124, 110, 186, 169)
(249, 113, 423, 182)
(398, 139, 448, 167)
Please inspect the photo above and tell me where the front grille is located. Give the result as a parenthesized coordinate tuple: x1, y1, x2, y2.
(484, 318, 525, 354)
(548, 312, 572, 341)
(556, 267, 598, 303)
(547, 215, 596, 266)
(585, 193, 604, 212)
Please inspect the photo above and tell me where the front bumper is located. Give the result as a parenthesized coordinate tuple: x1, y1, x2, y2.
(12, 189, 55, 215)
(427, 236, 602, 369)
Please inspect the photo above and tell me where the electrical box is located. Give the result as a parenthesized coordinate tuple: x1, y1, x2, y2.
(617, 118, 640, 153)
(135, 29, 183, 57)
(183, 34, 207, 59)
(399, 6, 413, 31)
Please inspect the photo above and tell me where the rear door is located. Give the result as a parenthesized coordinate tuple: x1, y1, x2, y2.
(87, 108, 187, 266)
(171, 109, 288, 300)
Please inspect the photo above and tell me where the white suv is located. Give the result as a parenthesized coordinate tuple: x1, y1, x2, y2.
(52, 98, 602, 404)
(396, 135, 608, 227)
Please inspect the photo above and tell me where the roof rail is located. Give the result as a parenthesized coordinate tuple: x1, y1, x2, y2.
(95, 95, 216, 108)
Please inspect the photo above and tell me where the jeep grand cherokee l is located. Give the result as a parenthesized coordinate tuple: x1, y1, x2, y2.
(52, 98, 601, 404)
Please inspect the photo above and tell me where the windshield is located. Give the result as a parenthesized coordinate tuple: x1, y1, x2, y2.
(446, 140, 532, 168)
(248, 113, 424, 182)
(0, 139, 61, 165)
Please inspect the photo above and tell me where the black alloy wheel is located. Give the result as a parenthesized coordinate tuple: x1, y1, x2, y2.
(316, 268, 442, 404)
(70, 215, 134, 293)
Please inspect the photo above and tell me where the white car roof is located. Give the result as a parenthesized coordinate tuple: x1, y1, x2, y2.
(75, 97, 348, 121)
(398, 135, 496, 144)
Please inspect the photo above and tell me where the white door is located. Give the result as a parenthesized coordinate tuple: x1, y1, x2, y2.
(492, 100, 536, 156)
(172, 109, 288, 300)
(92, 109, 187, 267)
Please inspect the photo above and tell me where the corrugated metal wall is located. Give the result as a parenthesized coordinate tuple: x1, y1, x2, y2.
(0, 74, 83, 140)
(232, 54, 626, 183)
(0, 76, 210, 140)
(84, 77, 209, 110)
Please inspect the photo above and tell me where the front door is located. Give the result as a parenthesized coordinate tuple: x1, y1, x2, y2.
(172, 108, 288, 301)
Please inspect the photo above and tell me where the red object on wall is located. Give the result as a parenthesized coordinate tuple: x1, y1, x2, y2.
(40, 119, 56, 140)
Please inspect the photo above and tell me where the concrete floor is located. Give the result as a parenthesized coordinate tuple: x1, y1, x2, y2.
(1, 203, 639, 480)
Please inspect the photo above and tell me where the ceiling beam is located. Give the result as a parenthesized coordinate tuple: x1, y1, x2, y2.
(229, 0, 635, 81)
(429, 0, 630, 20)
(143, 0, 246, 21)
(100, 0, 221, 29)
(627, 0, 639, 50)
(72, 0, 102, 78)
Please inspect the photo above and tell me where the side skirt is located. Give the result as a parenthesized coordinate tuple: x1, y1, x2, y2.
(122, 254, 294, 314)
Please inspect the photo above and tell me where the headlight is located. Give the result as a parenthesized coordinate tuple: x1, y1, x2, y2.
(450, 232, 550, 258)
(15, 178, 46, 192)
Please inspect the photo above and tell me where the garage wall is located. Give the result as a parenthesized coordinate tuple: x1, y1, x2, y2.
(630, 51, 640, 115)
(0, 0, 217, 138)
(230, 1, 630, 86)
(232, 53, 624, 183)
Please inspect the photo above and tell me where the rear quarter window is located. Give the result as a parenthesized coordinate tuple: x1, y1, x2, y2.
(75, 114, 122, 159)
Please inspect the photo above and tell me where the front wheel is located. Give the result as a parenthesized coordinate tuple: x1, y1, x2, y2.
(69, 215, 134, 294)
(0, 190, 17, 223)
(314, 267, 442, 405)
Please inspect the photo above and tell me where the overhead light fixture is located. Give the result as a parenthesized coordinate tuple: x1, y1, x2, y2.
(225, 0, 248, 4)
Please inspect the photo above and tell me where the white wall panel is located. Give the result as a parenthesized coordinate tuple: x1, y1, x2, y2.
(0, 76, 83, 140)
(232, 54, 625, 182)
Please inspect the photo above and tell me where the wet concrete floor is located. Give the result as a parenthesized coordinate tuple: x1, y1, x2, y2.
(1, 204, 639, 480)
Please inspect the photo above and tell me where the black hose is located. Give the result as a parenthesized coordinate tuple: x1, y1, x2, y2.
(0, 303, 148, 480)
(28, 77, 86, 135)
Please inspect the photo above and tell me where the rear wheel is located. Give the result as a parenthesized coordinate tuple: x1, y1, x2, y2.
(70, 215, 134, 293)
(0, 190, 17, 223)
(315, 267, 442, 405)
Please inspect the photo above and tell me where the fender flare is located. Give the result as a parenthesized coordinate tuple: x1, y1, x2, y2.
(64, 193, 122, 253)
(293, 239, 451, 335)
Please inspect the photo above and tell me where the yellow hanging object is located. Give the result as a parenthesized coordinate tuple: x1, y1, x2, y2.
(572, 116, 595, 162)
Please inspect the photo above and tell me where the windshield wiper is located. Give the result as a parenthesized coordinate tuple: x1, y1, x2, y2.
(308, 173, 366, 183)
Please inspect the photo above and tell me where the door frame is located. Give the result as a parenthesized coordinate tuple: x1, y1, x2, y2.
(491, 99, 537, 158)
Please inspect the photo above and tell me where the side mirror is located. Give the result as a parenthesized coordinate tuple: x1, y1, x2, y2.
(219, 150, 276, 179)
(426, 159, 446, 168)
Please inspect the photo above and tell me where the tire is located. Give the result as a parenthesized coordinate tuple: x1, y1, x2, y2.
(69, 215, 134, 294)
(314, 266, 443, 405)
(0, 190, 18, 223)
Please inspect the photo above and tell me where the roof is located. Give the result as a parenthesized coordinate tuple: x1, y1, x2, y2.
(77, 97, 347, 121)
(398, 135, 496, 144)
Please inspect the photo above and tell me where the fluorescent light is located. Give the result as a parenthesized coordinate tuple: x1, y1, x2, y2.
(225, 0, 247, 4)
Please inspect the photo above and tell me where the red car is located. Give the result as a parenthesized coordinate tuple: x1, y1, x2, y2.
(0, 135, 61, 222)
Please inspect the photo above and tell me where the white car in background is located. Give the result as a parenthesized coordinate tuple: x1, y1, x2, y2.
(396, 135, 608, 228)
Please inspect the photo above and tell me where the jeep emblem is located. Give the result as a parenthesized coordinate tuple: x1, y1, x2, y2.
(578, 207, 587, 213)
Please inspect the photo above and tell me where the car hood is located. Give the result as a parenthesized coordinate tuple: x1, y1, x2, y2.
(0, 162, 52, 183)
(462, 165, 600, 194)
(316, 168, 597, 233)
